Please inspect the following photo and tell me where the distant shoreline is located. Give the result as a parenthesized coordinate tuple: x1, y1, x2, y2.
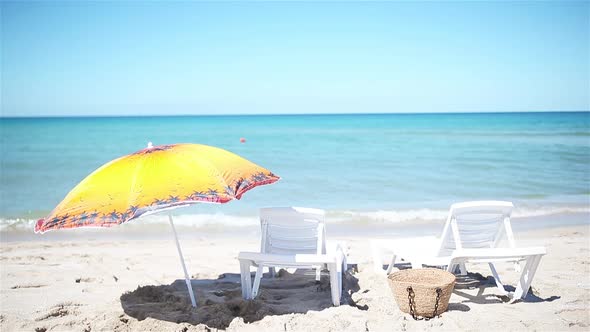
(1, 110, 589, 119)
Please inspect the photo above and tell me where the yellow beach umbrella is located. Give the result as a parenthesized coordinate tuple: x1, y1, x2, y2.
(35, 142, 279, 307)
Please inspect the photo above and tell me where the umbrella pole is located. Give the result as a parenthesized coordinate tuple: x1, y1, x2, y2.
(168, 214, 197, 308)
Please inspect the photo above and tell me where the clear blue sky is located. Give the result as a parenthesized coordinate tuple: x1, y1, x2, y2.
(1, 1, 589, 117)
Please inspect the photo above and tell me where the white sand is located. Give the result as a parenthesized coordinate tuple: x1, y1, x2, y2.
(1, 224, 589, 331)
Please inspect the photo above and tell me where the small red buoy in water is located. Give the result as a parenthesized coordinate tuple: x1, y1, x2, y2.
(240, 137, 246, 143)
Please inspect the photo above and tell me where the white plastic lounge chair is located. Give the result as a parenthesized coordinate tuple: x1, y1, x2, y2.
(238, 207, 347, 306)
(371, 201, 546, 302)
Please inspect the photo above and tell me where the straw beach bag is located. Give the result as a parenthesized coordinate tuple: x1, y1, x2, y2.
(388, 268, 456, 320)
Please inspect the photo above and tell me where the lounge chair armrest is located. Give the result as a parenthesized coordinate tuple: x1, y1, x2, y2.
(238, 251, 339, 265)
(451, 247, 547, 262)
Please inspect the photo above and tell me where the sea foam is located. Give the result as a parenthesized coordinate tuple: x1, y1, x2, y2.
(3, 205, 588, 233)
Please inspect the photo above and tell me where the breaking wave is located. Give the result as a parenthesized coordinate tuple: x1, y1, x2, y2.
(2, 204, 588, 233)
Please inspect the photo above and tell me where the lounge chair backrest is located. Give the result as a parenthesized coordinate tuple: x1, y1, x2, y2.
(437, 201, 515, 256)
(260, 207, 326, 256)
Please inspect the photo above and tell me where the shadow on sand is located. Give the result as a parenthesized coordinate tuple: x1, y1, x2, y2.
(453, 272, 560, 305)
(120, 269, 362, 329)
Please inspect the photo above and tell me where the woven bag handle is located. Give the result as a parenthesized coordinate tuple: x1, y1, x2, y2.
(406, 287, 443, 321)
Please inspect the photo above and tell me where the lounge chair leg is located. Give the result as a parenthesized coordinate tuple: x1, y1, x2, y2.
(337, 266, 343, 295)
(488, 263, 508, 295)
(459, 263, 468, 275)
(337, 249, 344, 292)
(446, 262, 456, 273)
(342, 254, 348, 274)
(328, 262, 341, 306)
(251, 266, 264, 298)
(386, 254, 397, 275)
(449, 264, 458, 273)
(316, 266, 321, 281)
(239, 259, 253, 300)
(512, 255, 542, 301)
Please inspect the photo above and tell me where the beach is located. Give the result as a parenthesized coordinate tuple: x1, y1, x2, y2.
(1, 214, 589, 331)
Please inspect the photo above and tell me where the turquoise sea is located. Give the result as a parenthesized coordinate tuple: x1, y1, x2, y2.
(1, 112, 589, 232)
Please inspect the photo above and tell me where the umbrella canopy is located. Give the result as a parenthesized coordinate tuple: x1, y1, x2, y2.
(35, 143, 279, 233)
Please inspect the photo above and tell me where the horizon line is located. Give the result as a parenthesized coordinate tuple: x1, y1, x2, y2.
(1, 110, 589, 119)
